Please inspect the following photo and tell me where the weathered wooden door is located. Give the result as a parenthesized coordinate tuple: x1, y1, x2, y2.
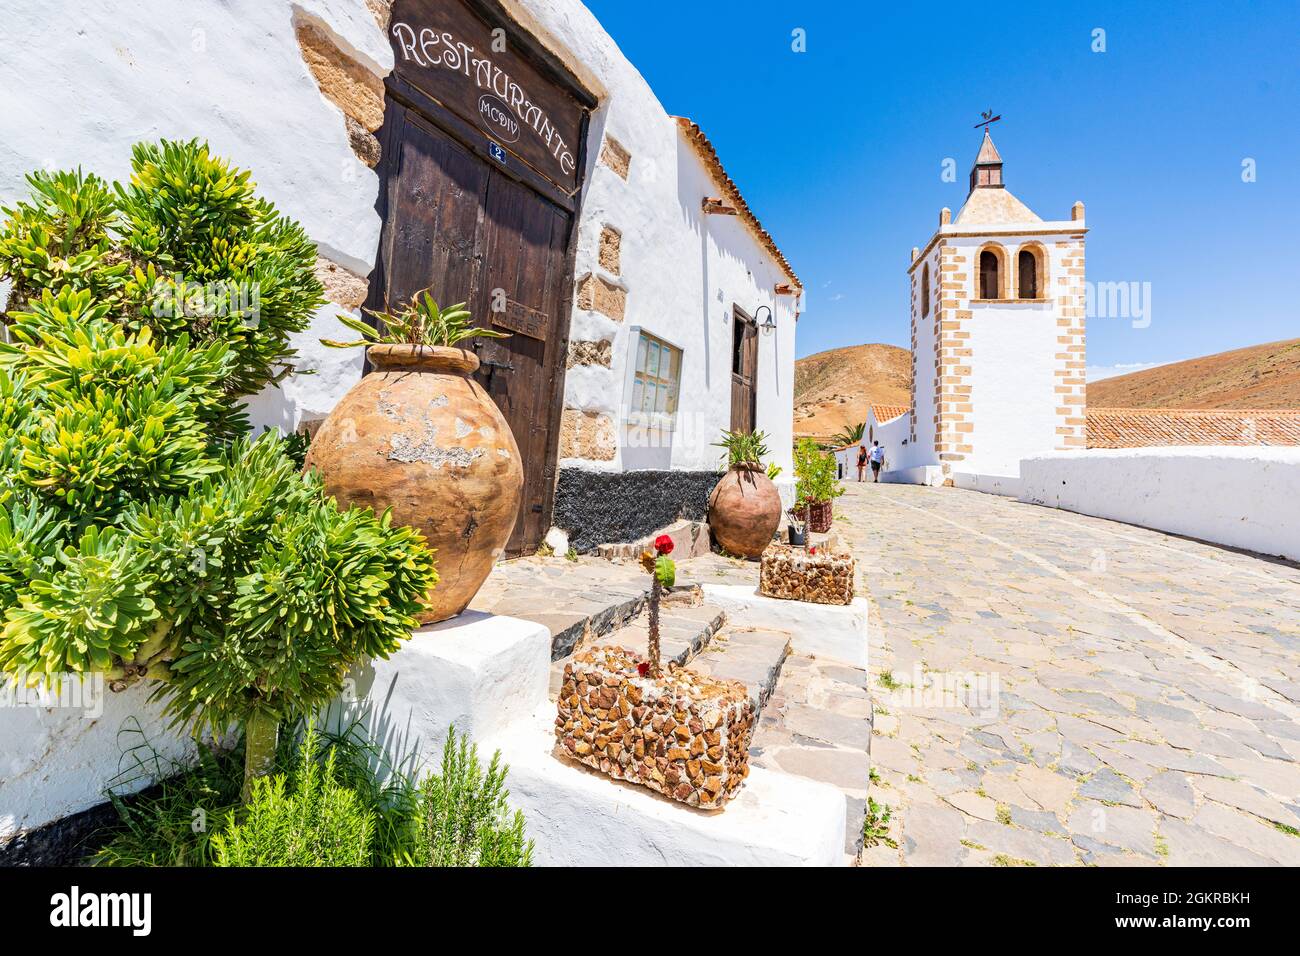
(730, 306, 758, 433)
(367, 0, 594, 554)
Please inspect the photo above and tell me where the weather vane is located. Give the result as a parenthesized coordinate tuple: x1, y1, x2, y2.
(974, 110, 1001, 132)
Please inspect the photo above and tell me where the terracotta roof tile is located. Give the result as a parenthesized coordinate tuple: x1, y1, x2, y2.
(1087, 407, 1300, 448)
(673, 116, 801, 291)
(871, 404, 910, 424)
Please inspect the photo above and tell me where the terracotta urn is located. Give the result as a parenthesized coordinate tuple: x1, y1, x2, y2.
(707, 464, 782, 559)
(304, 344, 523, 623)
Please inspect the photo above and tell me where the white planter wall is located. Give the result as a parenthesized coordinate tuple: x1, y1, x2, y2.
(1020, 447, 1300, 560)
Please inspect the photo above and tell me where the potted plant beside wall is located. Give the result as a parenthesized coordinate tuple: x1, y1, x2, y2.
(794, 438, 844, 534)
(309, 291, 524, 623)
(706, 430, 783, 559)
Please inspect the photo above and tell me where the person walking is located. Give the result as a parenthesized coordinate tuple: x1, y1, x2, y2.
(856, 444, 868, 482)
(869, 440, 885, 482)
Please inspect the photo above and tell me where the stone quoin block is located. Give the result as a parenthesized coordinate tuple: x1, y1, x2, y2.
(344, 115, 382, 167)
(295, 21, 385, 132)
(598, 225, 622, 274)
(559, 408, 617, 461)
(555, 646, 755, 809)
(759, 545, 856, 606)
(598, 135, 631, 180)
(576, 273, 626, 321)
(566, 339, 613, 368)
(314, 255, 370, 308)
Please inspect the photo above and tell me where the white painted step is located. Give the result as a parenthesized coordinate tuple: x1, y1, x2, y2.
(488, 709, 848, 867)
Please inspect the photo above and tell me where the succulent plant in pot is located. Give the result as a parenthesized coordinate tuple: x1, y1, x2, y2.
(706, 429, 782, 559)
(309, 290, 522, 624)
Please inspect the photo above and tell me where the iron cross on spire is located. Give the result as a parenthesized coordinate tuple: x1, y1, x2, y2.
(974, 110, 1002, 131)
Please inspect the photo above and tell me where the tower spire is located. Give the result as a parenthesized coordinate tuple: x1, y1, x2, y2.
(969, 128, 1004, 194)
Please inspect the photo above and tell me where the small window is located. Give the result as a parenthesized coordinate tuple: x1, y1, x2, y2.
(1018, 249, 1038, 298)
(632, 331, 682, 419)
(731, 316, 746, 375)
(921, 264, 930, 317)
(979, 249, 1000, 299)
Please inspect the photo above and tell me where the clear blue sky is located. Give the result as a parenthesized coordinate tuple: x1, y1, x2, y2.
(584, 0, 1300, 374)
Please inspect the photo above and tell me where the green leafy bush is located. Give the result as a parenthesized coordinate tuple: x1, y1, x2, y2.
(0, 139, 325, 431)
(0, 141, 436, 799)
(413, 729, 534, 867)
(95, 723, 532, 868)
(794, 437, 844, 506)
(213, 726, 375, 867)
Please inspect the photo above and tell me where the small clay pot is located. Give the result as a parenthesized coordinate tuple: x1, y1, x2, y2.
(707, 464, 782, 559)
(305, 344, 523, 623)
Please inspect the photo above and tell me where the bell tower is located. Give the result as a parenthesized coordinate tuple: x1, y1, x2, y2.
(968, 129, 1004, 193)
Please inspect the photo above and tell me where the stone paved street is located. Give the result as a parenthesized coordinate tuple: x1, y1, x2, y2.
(837, 481, 1300, 866)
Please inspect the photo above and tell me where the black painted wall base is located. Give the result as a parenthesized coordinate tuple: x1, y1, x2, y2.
(0, 799, 120, 866)
(552, 468, 720, 553)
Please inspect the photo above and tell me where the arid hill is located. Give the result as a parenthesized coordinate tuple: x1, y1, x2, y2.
(1087, 338, 1300, 410)
(793, 343, 911, 440)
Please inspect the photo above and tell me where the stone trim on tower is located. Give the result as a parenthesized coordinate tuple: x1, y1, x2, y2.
(934, 244, 973, 461)
(1053, 237, 1088, 449)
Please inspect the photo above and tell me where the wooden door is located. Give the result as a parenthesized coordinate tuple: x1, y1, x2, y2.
(470, 171, 573, 552)
(367, 0, 594, 554)
(730, 307, 758, 433)
(371, 102, 576, 554)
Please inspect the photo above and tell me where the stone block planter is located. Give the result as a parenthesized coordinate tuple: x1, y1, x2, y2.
(759, 544, 855, 606)
(555, 646, 755, 809)
(805, 501, 833, 534)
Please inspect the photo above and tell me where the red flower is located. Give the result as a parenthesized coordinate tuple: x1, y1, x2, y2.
(636, 661, 650, 677)
(654, 535, 674, 555)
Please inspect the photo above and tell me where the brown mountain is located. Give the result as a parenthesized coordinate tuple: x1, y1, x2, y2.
(1087, 338, 1300, 410)
(793, 343, 911, 440)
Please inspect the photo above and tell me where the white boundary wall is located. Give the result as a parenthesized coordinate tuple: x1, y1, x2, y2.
(1020, 447, 1300, 561)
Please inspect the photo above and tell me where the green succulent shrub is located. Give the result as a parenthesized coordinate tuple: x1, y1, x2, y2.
(321, 287, 508, 350)
(713, 429, 770, 468)
(794, 437, 844, 506)
(0, 142, 437, 800)
(0, 139, 325, 439)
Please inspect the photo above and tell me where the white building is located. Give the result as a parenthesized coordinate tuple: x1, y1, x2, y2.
(0, 0, 800, 555)
(0, 0, 804, 844)
(870, 131, 1087, 496)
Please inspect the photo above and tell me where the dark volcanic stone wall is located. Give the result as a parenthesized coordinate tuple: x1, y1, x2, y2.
(553, 469, 720, 552)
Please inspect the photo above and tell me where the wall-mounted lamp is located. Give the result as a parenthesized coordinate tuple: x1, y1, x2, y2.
(755, 305, 776, 336)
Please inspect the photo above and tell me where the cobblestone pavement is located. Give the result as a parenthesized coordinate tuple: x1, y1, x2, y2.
(837, 481, 1300, 866)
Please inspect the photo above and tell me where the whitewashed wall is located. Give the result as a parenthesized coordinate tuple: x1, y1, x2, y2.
(1020, 447, 1300, 561)
(0, 682, 204, 841)
(947, 233, 1070, 481)
(527, 0, 798, 478)
(0, 0, 388, 435)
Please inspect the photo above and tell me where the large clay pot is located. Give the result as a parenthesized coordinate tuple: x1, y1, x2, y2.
(707, 464, 782, 559)
(304, 344, 523, 623)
